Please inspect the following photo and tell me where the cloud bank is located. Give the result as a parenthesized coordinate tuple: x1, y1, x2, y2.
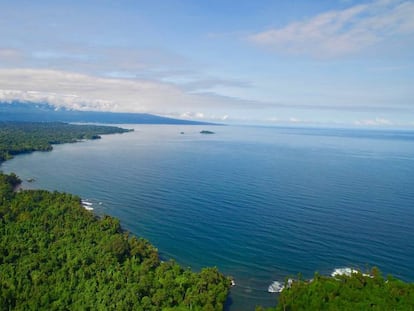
(0, 67, 412, 126)
(0, 68, 254, 121)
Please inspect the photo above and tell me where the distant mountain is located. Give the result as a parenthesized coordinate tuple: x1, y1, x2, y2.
(0, 101, 216, 125)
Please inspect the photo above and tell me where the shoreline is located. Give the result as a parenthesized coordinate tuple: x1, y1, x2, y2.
(3, 123, 409, 310)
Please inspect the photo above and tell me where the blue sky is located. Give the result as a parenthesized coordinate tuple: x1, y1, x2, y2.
(0, 0, 413, 127)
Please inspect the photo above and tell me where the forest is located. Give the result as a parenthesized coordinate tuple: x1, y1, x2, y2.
(0, 121, 132, 163)
(256, 269, 414, 311)
(0, 121, 230, 310)
(0, 172, 230, 310)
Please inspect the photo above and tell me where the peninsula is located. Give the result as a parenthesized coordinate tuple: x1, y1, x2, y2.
(0, 121, 132, 164)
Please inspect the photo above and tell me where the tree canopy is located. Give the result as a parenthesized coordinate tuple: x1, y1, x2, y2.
(0, 122, 230, 310)
(257, 269, 414, 311)
(0, 173, 230, 310)
(0, 121, 132, 163)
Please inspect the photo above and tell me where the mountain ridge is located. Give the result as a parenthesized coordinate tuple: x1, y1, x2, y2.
(0, 101, 218, 125)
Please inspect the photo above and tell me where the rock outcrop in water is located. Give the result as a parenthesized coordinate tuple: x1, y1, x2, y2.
(200, 130, 215, 134)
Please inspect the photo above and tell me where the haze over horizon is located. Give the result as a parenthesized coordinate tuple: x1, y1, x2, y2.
(0, 0, 413, 127)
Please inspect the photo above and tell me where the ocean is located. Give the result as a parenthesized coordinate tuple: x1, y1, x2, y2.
(2, 125, 414, 310)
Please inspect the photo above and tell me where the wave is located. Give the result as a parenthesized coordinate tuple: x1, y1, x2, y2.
(331, 267, 359, 277)
(331, 267, 373, 278)
(81, 199, 95, 211)
(268, 267, 372, 294)
(268, 279, 293, 293)
(267, 281, 284, 293)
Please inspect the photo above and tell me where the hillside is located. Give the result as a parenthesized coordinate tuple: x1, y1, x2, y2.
(0, 102, 216, 125)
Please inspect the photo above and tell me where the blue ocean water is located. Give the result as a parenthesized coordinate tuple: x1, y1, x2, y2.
(2, 125, 414, 310)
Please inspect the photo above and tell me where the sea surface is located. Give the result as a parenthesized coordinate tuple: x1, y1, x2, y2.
(2, 125, 414, 310)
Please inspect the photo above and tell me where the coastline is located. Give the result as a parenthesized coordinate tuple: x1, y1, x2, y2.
(0, 122, 231, 310)
(0, 121, 133, 165)
(3, 123, 414, 310)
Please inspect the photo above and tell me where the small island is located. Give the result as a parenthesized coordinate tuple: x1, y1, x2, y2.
(200, 130, 215, 134)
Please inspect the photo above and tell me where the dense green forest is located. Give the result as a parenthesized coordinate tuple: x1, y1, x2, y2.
(0, 122, 229, 310)
(0, 173, 230, 310)
(257, 269, 414, 311)
(0, 121, 132, 163)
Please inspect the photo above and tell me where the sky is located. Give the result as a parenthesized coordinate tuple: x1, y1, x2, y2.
(0, 0, 413, 127)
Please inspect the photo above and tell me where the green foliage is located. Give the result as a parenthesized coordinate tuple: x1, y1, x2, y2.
(0, 121, 132, 163)
(270, 270, 414, 311)
(0, 173, 21, 205)
(0, 173, 230, 310)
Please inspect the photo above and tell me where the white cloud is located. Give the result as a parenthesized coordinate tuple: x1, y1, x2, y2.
(354, 117, 393, 126)
(0, 69, 192, 113)
(180, 111, 205, 119)
(249, 0, 414, 57)
(170, 77, 251, 91)
(0, 48, 23, 62)
(0, 68, 251, 121)
(0, 68, 410, 126)
(289, 117, 302, 123)
(267, 117, 280, 123)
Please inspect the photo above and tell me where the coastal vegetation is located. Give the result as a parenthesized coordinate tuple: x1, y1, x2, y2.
(0, 172, 230, 310)
(0, 121, 132, 164)
(0, 122, 230, 310)
(257, 269, 414, 311)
